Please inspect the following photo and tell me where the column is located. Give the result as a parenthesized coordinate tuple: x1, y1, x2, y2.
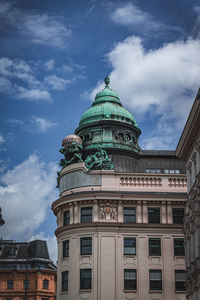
(142, 201, 148, 223)
(93, 200, 98, 222)
(118, 201, 123, 222)
(136, 201, 142, 223)
(167, 201, 172, 224)
(69, 203, 73, 224)
(161, 201, 167, 224)
(74, 202, 79, 223)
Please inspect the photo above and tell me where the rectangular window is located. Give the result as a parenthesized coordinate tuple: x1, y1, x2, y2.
(149, 270, 162, 290)
(63, 210, 70, 226)
(148, 208, 160, 224)
(43, 279, 49, 289)
(7, 280, 13, 290)
(124, 238, 136, 255)
(24, 280, 30, 290)
(124, 207, 136, 223)
(124, 269, 137, 290)
(80, 269, 92, 290)
(63, 240, 69, 258)
(175, 270, 186, 291)
(81, 207, 92, 223)
(62, 271, 68, 292)
(80, 237, 92, 255)
(174, 239, 185, 256)
(149, 238, 161, 256)
(172, 208, 184, 224)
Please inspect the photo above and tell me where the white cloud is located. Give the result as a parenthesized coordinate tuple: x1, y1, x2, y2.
(44, 75, 72, 90)
(0, 134, 5, 143)
(23, 14, 71, 48)
(90, 36, 200, 149)
(44, 59, 55, 71)
(0, 154, 58, 240)
(17, 87, 52, 102)
(32, 116, 56, 133)
(111, 3, 161, 29)
(30, 233, 57, 264)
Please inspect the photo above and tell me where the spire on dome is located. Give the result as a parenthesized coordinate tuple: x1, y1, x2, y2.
(104, 76, 110, 87)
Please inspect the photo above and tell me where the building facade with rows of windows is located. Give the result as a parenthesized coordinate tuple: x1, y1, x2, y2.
(52, 77, 187, 300)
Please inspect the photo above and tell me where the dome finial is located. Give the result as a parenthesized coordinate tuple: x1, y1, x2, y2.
(104, 75, 110, 87)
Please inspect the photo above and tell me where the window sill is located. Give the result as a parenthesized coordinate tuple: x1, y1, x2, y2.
(124, 254, 136, 257)
(175, 290, 186, 293)
(80, 254, 92, 257)
(61, 291, 68, 294)
(124, 289, 137, 293)
(149, 290, 162, 293)
(79, 289, 92, 292)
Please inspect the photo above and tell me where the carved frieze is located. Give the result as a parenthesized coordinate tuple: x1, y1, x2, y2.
(99, 201, 117, 221)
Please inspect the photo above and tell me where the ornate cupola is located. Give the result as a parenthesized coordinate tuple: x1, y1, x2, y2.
(75, 76, 141, 158)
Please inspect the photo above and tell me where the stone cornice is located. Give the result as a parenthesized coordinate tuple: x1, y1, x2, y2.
(176, 88, 200, 161)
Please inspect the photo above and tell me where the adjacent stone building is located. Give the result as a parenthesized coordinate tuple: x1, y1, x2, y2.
(0, 239, 56, 300)
(52, 77, 187, 300)
(176, 88, 200, 300)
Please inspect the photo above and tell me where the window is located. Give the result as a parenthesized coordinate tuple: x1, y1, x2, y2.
(146, 169, 161, 173)
(174, 239, 185, 256)
(80, 237, 92, 255)
(62, 271, 68, 292)
(149, 270, 162, 290)
(124, 207, 136, 223)
(148, 208, 160, 224)
(124, 238, 136, 255)
(24, 280, 30, 290)
(172, 208, 184, 224)
(81, 207, 92, 223)
(80, 269, 92, 290)
(149, 238, 161, 256)
(7, 280, 13, 289)
(175, 270, 186, 291)
(63, 210, 70, 226)
(164, 169, 180, 174)
(63, 240, 69, 258)
(124, 269, 137, 290)
(6, 298, 12, 300)
(9, 247, 16, 256)
(43, 279, 49, 289)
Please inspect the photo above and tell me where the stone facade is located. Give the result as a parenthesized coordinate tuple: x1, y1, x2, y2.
(176, 89, 200, 300)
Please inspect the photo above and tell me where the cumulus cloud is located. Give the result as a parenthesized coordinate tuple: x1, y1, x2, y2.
(32, 116, 57, 133)
(17, 87, 52, 102)
(0, 134, 5, 143)
(44, 75, 72, 90)
(44, 59, 55, 71)
(90, 36, 200, 149)
(0, 154, 58, 240)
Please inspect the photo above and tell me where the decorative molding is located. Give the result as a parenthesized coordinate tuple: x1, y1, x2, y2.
(120, 176, 162, 187)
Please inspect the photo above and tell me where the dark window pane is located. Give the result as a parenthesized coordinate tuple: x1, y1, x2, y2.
(175, 270, 186, 291)
(124, 238, 136, 255)
(149, 238, 161, 256)
(63, 240, 69, 258)
(62, 271, 68, 291)
(63, 210, 70, 226)
(148, 208, 160, 224)
(173, 208, 184, 224)
(124, 207, 136, 223)
(150, 270, 162, 290)
(124, 269, 137, 290)
(81, 237, 92, 255)
(174, 239, 185, 256)
(7, 280, 13, 289)
(81, 207, 92, 223)
(43, 279, 49, 289)
(80, 269, 91, 289)
(24, 280, 30, 290)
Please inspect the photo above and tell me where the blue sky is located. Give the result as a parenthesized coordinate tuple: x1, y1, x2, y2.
(0, 0, 200, 262)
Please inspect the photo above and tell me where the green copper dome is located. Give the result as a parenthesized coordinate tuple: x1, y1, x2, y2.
(79, 76, 136, 128)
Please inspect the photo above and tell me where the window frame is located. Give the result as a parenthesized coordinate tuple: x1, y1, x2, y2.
(124, 269, 137, 290)
(149, 238, 161, 256)
(62, 271, 68, 292)
(175, 270, 186, 291)
(80, 237, 92, 256)
(23, 279, 30, 290)
(149, 269, 162, 291)
(63, 210, 70, 226)
(172, 208, 184, 224)
(148, 207, 160, 224)
(80, 269, 92, 290)
(124, 237, 136, 255)
(174, 238, 185, 256)
(123, 207, 136, 223)
(43, 279, 49, 290)
(7, 279, 13, 290)
(63, 240, 69, 258)
(81, 207, 92, 223)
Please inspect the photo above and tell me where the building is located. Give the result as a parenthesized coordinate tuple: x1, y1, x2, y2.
(0, 239, 56, 300)
(52, 77, 187, 300)
(176, 88, 200, 300)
